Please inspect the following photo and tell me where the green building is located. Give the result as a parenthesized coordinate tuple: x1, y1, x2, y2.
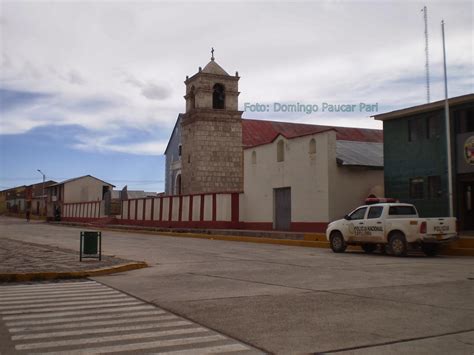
(373, 93, 474, 231)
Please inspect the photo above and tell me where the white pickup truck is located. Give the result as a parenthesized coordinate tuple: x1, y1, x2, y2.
(326, 203, 457, 256)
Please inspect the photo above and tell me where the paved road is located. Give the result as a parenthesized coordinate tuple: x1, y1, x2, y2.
(1, 217, 474, 354)
(0, 280, 260, 354)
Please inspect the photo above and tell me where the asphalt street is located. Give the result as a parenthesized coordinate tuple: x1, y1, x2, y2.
(1, 217, 473, 354)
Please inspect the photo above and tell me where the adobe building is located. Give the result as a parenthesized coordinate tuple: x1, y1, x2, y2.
(164, 56, 384, 231)
(46, 175, 115, 219)
(373, 93, 474, 231)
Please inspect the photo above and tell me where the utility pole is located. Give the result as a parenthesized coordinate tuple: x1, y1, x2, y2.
(37, 169, 46, 216)
(441, 20, 454, 217)
(422, 6, 430, 103)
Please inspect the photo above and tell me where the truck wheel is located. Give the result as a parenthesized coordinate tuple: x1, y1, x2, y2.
(361, 244, 376, 253)
(421, 243, 439, 257)
(389, 233, 407, 257)
(330, 231, 346, 253)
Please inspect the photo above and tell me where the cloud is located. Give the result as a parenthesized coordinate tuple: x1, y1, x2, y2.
(0, 88, 52, 112)
(0, 1, 472, 154)
(67, 70, 86, 85)
(72, 132, 168, 156)
(125, 75, 172, 100)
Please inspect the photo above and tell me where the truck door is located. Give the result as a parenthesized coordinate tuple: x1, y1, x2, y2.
(364, 206, 385, 242)
(347, 207, 368, 242)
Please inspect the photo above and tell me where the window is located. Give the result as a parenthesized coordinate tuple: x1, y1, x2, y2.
(428, 175, 441, 199)
(426, 115, 440, 139)
(350, 207, 367, 220)
(251, 151, 257, 165)
(388, 205, 417, 216)
(178, 144, 182, 157)
(309, 138, 316, 154)
(277, 140, 285, 162)
(212, 83, 225, 109)
(367, 206, 383, 219)
(408, 118, 424, 142)
(455, 108, 474, 133)
(409, 177, 424, 199)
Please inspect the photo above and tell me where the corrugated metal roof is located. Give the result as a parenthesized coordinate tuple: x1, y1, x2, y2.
(242, 119, 383, 148)
(336, 140, 383, 167)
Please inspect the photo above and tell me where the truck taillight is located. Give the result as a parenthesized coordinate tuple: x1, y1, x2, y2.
(420, 222, 427, 234)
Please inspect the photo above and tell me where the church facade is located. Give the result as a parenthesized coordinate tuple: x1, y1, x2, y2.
(164, 57, 384, 231)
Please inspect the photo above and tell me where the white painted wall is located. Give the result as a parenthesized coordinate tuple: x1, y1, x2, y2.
(329, 167, 384, 221)
(241, 131, 333, 223)
(242, 130, 384, 225)
(217, 194, 231, 221)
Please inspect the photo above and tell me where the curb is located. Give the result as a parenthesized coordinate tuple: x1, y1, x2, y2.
(0, 261, 148, 283)
(106, 229, 474, 257)
(54, 222, 474, 257)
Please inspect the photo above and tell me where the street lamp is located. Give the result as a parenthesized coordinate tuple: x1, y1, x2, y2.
(37, 169, 46, 216)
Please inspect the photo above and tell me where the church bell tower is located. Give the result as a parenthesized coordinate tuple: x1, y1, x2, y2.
(180, 51, 243, 194)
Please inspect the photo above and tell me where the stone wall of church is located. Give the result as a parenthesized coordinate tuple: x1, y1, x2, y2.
(181, 115, 243, 194)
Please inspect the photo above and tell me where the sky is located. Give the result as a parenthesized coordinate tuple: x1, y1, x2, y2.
(0, 0, 472, 192)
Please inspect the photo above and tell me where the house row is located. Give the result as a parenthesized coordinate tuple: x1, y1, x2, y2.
(0, 180, 56, 216)
(0, 175, 158, 220)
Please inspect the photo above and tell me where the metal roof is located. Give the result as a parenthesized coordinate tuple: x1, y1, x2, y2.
(336, 140, 383, 168)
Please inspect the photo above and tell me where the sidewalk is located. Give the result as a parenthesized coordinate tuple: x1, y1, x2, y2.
(0, 238, 147, 282)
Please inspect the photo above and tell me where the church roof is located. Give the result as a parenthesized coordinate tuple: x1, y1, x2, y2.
(202, 60, 229, 76)
(242, 119, 383, 148)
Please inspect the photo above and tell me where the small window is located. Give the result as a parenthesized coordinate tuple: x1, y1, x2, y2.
(428, 175, 441, 199)
(350, 207, 367, 220)
(388, 206, 417, 216)
(367, 206, 383, 219)
(427, 116, 440, 139)
(187, 154, 191, 163)
(408, 118, 424, 142)
(178, 144, 182, 157)
(277, 140, 284, 162)
(309, 138, 316, 154)
(409, 177, 424, 199)
(251, 151, 257, 164)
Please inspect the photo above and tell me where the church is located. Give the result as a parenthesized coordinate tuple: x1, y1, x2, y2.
(164, 55, 384, 232)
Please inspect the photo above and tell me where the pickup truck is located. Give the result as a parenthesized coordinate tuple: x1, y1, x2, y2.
(326, 203, 457, 256)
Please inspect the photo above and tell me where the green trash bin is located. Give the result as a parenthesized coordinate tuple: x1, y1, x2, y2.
(80, 231, 102, 261)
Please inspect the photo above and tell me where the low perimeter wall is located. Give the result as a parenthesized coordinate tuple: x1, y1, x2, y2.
(60, 191, 328, 232)
(118, 192, 240, 229)
(63, 201, 106, 220)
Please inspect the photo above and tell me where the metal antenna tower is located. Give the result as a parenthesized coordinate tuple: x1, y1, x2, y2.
(422, 6, 431, 103)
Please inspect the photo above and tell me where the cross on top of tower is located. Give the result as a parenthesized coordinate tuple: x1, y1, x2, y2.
(211, 47, 215, 61)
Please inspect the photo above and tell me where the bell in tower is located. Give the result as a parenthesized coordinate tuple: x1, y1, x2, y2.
(180, 50, 243, 195)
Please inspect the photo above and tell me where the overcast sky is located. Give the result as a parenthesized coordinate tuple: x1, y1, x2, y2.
(0, 0, 472, 192)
